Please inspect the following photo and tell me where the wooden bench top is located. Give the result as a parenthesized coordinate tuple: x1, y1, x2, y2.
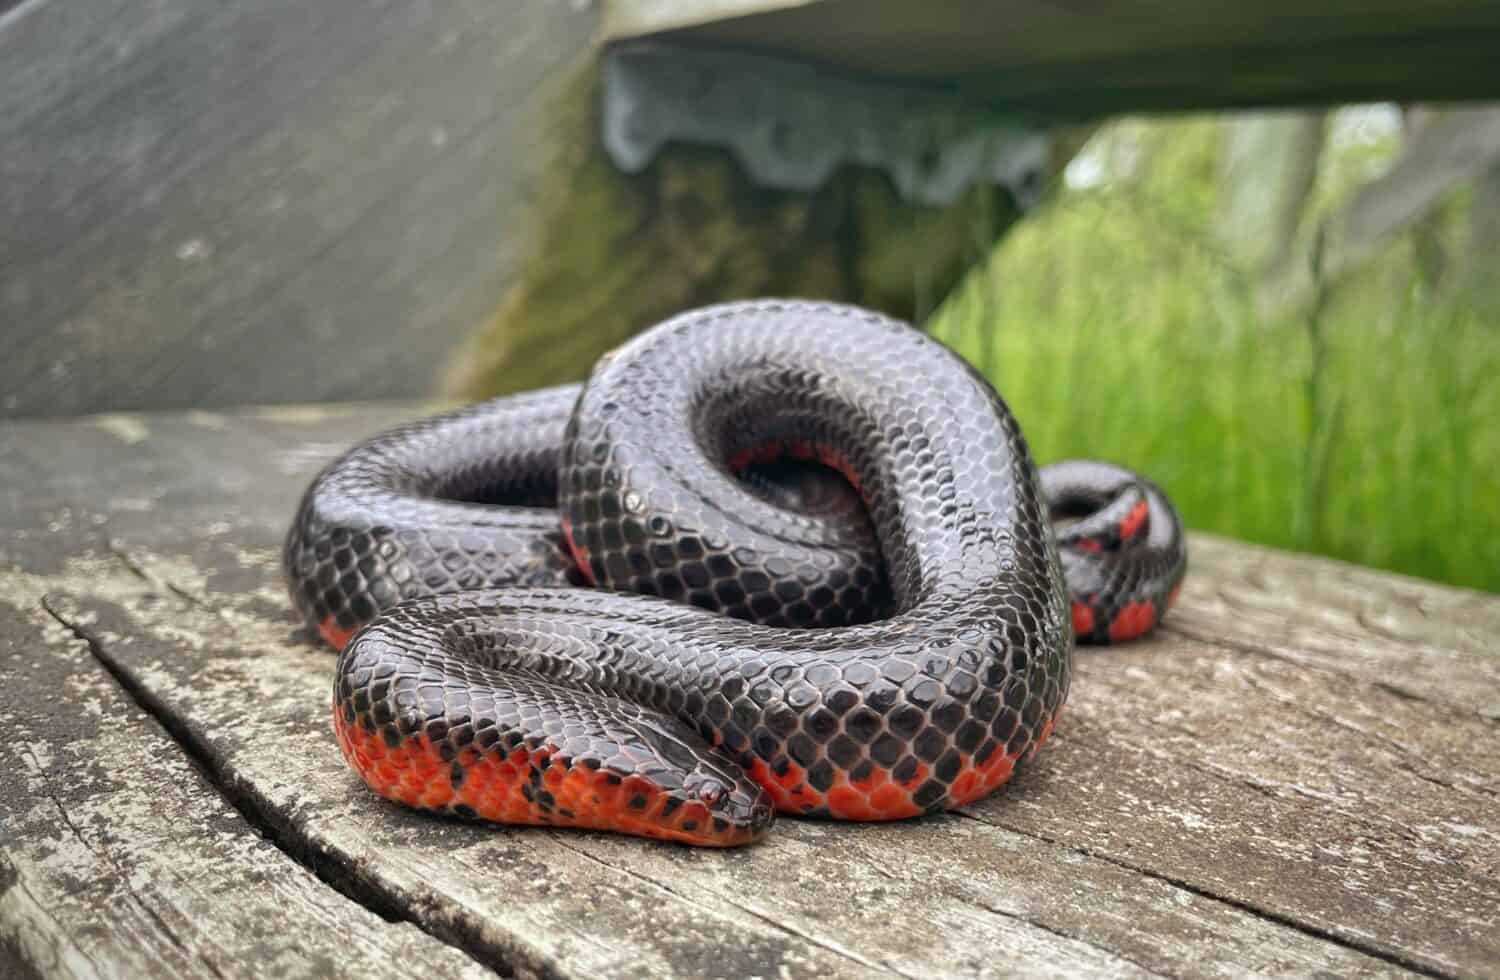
(2, 404, 1497, 979)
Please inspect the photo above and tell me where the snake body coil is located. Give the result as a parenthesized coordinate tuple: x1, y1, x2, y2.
(285, 301, 1186, 845)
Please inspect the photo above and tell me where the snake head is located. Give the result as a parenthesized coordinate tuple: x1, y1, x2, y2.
(661, 768, 774, 847)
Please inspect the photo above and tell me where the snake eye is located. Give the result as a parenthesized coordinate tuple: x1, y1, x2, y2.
(697, 781, 724, 806)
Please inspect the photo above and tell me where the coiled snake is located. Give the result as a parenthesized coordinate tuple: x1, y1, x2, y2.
(284, 301, 1186, 845)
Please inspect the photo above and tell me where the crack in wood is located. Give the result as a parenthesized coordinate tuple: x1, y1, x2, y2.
(1232, 671, 1500, 802)
(1356, 606, 1432, 643)
(955, 896, 1173, 980)
(1366, 679, 1499, 728)
(20, 748, 221, 973)
(952, 810, 1452, 979)
(711, 895, 913, 980)
(545, 835, 911, 979)
(3, 870, 99, 980)
(107, 538, 209, 608)
(37, 595, 520, 980)
(1241, 672, 1417, 756)
(1162, 622, 1500, 726)
(1404, 766, 1500, 800)
(1038, 695, 1499, 929)
(1065, 709, 1446, 843)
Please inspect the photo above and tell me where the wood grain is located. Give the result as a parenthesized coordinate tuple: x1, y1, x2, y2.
(1, 405, 1496, 978)
(1171, 535, 1500, 719)
(0, 585, 487, 979)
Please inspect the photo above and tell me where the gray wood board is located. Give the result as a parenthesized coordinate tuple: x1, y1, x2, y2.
(0, 0, 595, 419)
(0, 570, 489, 977)
(1, 404, 1497, 978)
(610, 0, 1500, 115)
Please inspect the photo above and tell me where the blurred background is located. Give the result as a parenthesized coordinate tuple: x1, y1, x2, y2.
(4, 0, 1496, 592)
(930, 107, 1500, 594)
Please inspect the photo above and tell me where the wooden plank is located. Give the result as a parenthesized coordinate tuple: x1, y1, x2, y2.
(978, 638, 1499, 974)
(1169, 535, 1500, 719)
(4, 407, 1497, 978)
(21, 571, 1416, 979)
(0, 580, 488, 978)
(0, 1, 594, 419)
(607, 0, 1500, 114)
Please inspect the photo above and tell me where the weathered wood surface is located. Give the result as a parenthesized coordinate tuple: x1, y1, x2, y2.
(608, 0, 1500, 115)
(1, 405, 1497, 979)
(0, 593, 488, 979)
(0, 0, 594, 419)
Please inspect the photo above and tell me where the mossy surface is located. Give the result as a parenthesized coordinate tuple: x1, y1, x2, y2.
(445, 63, 1024, 399)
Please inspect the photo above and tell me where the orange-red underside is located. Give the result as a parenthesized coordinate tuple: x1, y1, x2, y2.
(1119, 498, 1149, 541)
(318, 616, 358, 651)
(333, 700, 1057, 844)
(333, 704, 754, 846)
(744, 716, 1051, 821)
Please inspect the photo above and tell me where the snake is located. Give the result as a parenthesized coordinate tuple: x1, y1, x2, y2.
(284, 301, 1187, 846)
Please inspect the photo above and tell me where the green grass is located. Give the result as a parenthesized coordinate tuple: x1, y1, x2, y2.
(928, 183, 1500, 594)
